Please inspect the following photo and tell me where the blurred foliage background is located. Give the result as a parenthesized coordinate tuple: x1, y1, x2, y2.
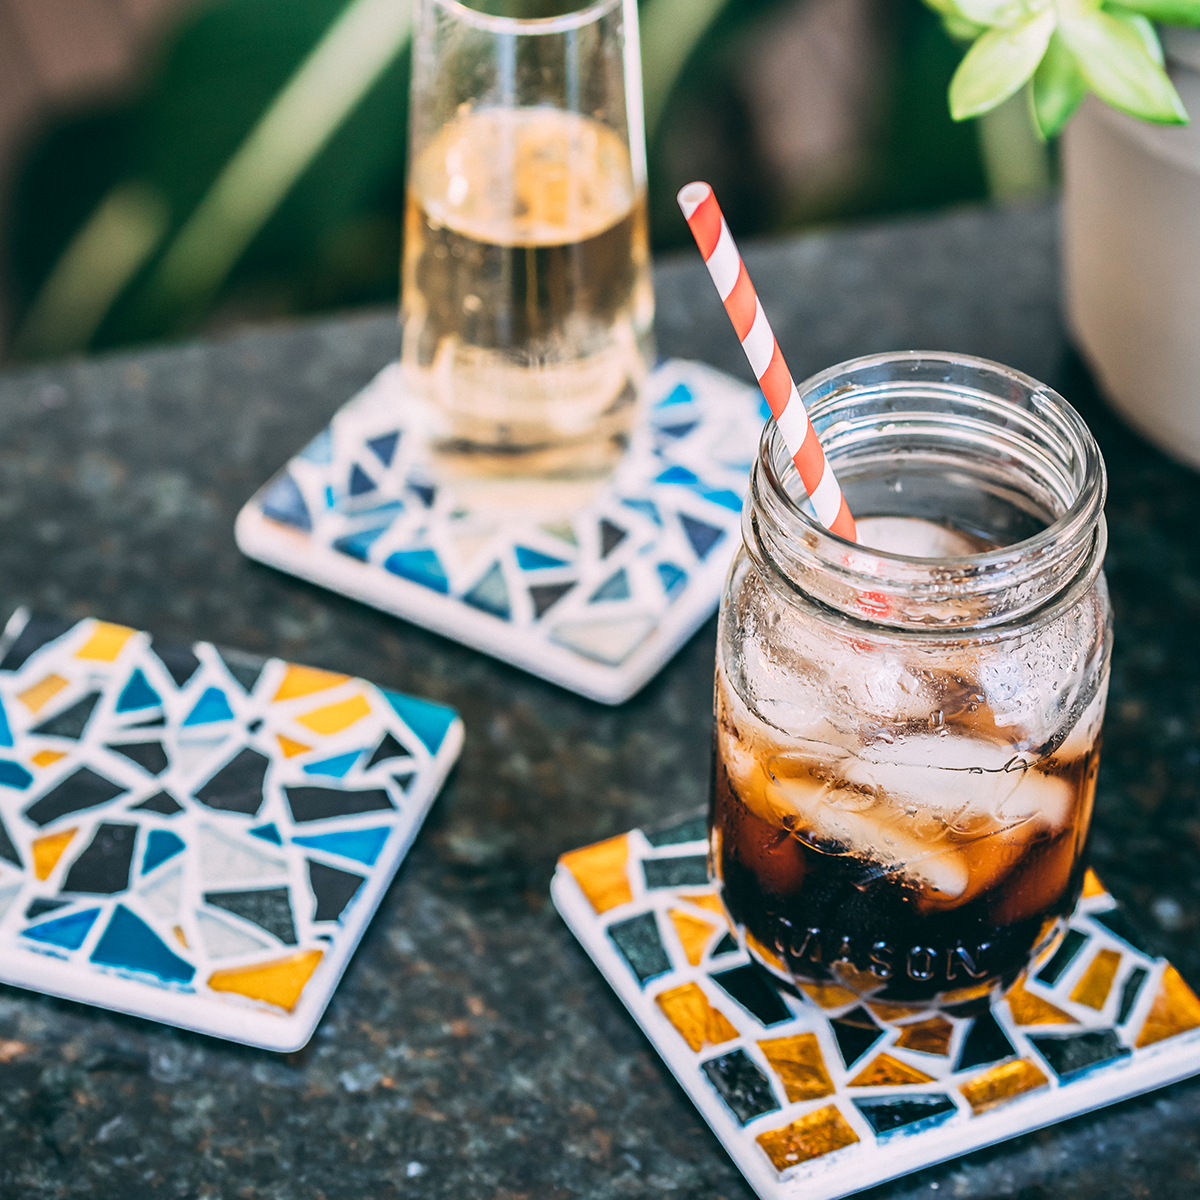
(0, 0, 1036, 363)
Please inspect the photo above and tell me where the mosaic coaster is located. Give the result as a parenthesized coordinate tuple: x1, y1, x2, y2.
(553, 814, 1200, 1200)
(0, 609, 462, 1052)
(235, 360, 764, 704)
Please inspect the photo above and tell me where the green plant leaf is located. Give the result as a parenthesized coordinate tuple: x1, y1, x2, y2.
(1107, 8, 1166, 62)
(949, 6, 1058, 119)
(1060, 9, 1189, 122)
(1104, 0, 1200, 26)
(1031, 31, 1088, 135)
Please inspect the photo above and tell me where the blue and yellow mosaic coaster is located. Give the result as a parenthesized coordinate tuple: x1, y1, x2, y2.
(0, 610, 462, 1052)
(235, 360, 762, 704)
(553, 815, 1200, 1200)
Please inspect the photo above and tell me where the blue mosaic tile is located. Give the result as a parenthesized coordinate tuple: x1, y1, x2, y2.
(516, 546, 570, 571)
(302, 750, 363, 779)
(143, 830, 184, 874)
(384, 548, 449, 593)
(367, 431, 399, 467)
(590, 569, 631, 603)
(382, 692, 456, 755)
(0, 761, 32, 789)
(464, 561, 511, 619)
(260, 472, 312, 532)
(25, 907, 100, 951)
(184, 688, 235, 727)
(349, 464, 376, 496)
(117, 669, 161, 712)
(91, 905, 195, 985)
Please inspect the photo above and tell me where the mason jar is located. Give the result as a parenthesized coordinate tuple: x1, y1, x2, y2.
(709, 352, 1111, 1008)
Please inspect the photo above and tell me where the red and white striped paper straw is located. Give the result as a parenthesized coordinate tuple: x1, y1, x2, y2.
(677, 182, 856, 542)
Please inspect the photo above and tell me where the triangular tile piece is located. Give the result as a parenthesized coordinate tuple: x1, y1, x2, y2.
(218, 649, 265, 695)
(197, 826, 286, 883)
(184, 688, 235, 727)
(143, 830, 185, 874)
(1118, 967, 1149, 1025)
(348, 464, 376, 496)
(151, 639, 201, 687)
(712, 932, 739, 957)
(205, 887, 297, 944)
(307, 860, 365, 922)
(848, 1053, 936, 1087)
(367, 431, 399, 467)
(589, 569, 630, 603)
(656, 383, 693, 407)
(1006, 977, 1077, 1026)
(32, 829, 76, 880)
(31, 749, 65, 768)
(701, 488, 742, 512)
(109, 741, 169, 776)
(197, 910, 269, 959)
(1036, 928, 1089, 986)
(293, 827, 390, 867)
(392, 771, 415, 793)
(298, 429, 332, 464)
(90, 905, 194, 984)
(61, 822, 136, 893)
(130, 791, 184, 816)
(194, 748, 270, 815)
(0, 697, 11, 747)
(0, 760, 32, 789)
(1092, 908, 1151, 953)
(0, 614, 74, 671)
(709, 963, 792, 1026)
(656, 465, 698, 485)
(549, 616, 655, 666)
(407, 480, 436, 507)
(679, 513, 725, 559)
(853, 1094, 956, 1138)
(656, 562, 687, 597)
(139, 866, 182, 919)
(284, 785, 394, 823)
(24, 907, 99, 951)
(599, 519, 627, 558)
(530, 582, 574, 619)
(668, 909, 717, 966)
(302, 750, 363, 779)
(657, 420, 698, 439)
(207, 949, 323, 1013)
(382, 690, 456, 754)
(273, 664, 350, 702)
(383, 548, 449, 593)
(173, 736, 229, 777)
(260, 472, 313, 531)
(515, 545, 570, 571)
(249, 823, 282, 845)
(622, 498, 662, 526)
(276, 734, 312, 759)
(116, 669, 161, 713)
(463, 562, 511, 620)
(333, 526, 388, 563)
(831, 1008, 886, 1068)
(296, 694, 371, 736)
(0, 815, 22, 867)
(1135, 964, 1200, 1047)
(365, 732, 407, 769)
(956, 1010, 1017, 1070)
(540, 520, 577, 546)
(75, 621, 137, 663)
(32, 692, 100, 739)
(26, 898, 69, 919)
(18, 673, 68, 714)
(1028, 1030, 1130, 1082)
(25, 768, 125, 826)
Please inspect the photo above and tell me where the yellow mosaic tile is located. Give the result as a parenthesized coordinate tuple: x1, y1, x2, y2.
(894, 1015, 954, 1057)
(208, 949, 324, 1013)
(296, 693, 371, 736)
(1082, 868, 1106, 899)
(1070, 948, 1122, 1010)
(272, 663, 350, 701)
(685, 891, 731, 924)
(668, 908, 718, 966)
(1005, 977, 1077, 1026)
(275, 733, 312, 759)
(173, 926, 189, 949)
(867, 1001, 926, 1023)
(30, 749, 66, 768)
(755, 1104, 860, 1174)
(1135, 965, 1200, 1049)
(559, 835, 633, 914)
(848, 1053, 935, 1087)
(758, 1032, 835, 1103)
(959, 1058, 1049, 1114)
(655, 982, 739, 1052)
(746, 931, 788, 973)
(74, 621, 137, 663)
(32, 828, 76, 881)
(799, 981, 860, 1009)
(19, 673, 69, 714)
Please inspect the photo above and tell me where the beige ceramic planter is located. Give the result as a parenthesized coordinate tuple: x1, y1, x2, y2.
(1062, 31, 1200, 469)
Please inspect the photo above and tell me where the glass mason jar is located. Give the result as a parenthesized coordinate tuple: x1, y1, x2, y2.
(710, 352, 1111, 1008)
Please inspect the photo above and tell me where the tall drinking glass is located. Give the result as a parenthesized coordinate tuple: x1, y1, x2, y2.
(401, 0, 654, 493)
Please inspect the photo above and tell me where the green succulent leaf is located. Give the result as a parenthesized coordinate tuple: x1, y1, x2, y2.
(1031, 31, 1088, 135)
(1103, 0, 1200, 26)
(949, 6, 1058, 119)
(1059, 9, 1189, 122)
(1107, 8, 1166, 63)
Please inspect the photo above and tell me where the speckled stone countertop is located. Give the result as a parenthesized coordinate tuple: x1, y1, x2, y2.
(1, 203, 1199, 1199)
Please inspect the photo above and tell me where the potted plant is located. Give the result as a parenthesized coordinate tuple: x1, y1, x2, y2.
(923, 1, 1200, 469)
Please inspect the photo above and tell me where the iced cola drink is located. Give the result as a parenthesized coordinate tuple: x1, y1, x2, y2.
(710, 355, 1111, 1007)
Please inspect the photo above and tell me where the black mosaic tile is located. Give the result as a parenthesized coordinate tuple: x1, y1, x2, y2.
(607, 912, 670, 985)
(26, 898, 69, 919)
(24, 768, 126, 827)
(150, 638, 200, 687)
(1118, 967, 1150, 1025)
(709, 963, 792, 1026)
(0, 614, 74, 672)
(599, 519, 627, 558)
(109, 741, 169, 776)
(392, 771, 414, 793)
(1028, 1029, 1130, 1082)
(1036, 928, 1089, 986)
(1093, 908, 1151, 954)
(700, 1049, 780, 1125)
(195, 748, 270, 815)
(832, 1008, 886, 1068)
(130, 791, 184, 816)
(956, 1010, 1017, 1071)
(61, 822, 137, 894)
(32, 692, 100, 739)
(711, 932, 739, 957)
(126, 713, 166, 728)
(643, 812, 707, 847)
(365, 732, 408, 770)
(642, 855, 708, 889)
(0, 815, 22, 867)
(854, 1093, 957, 1137)
(205, 887, 297, 945)
(307, 860, 365, 922)
(285, 785, 395, 823)
(218, 648, 266, 695)
(530, 582, 574, 619)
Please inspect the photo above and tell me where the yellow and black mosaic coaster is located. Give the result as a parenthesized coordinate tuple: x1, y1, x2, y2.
(0, 610, 462, 1052)
(552, 813, 1200, 1200)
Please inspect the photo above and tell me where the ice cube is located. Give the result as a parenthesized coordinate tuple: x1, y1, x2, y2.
(855, 517, 983, 558)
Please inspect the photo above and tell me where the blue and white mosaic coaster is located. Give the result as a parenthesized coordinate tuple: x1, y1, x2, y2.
(235, 360, 763, 704)
(0, 610, 462, 1052)
(553, 815, 1200, 1200)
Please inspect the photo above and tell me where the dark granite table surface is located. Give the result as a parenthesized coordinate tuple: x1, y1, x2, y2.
(1, 202, 1199, 1199)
